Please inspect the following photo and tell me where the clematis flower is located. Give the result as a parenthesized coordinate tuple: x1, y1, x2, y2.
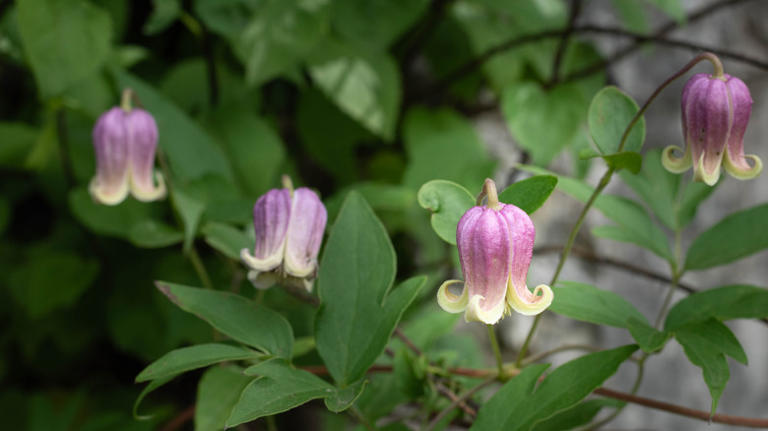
(241, 178, 327, 291)
(89, 91, 166, 205)
(437, 179, 553, 325)
(662, 72, 762, 185)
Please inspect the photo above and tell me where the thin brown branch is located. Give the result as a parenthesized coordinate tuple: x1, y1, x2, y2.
(548, 0, 583, 86)
(593, 387, 768, 428)
(427, 377, 496, 429)
(394, 327, 423, 356)
(434, 381, 478, 418)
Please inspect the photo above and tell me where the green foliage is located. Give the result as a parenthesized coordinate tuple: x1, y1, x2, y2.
(498, 175, 558, 213)
(315, 192, 425, 385)
(136, 344, 260, 382)
(666, 285, 768, 329)
(471, 345, 637, 430)
(588, 86, 645, 154)
(195, 366, 253, 431)
(417, 180, 474, 245)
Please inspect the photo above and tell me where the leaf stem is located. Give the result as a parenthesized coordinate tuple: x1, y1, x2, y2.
(486, 324, 505, 379)
(425, 377, 496, 431)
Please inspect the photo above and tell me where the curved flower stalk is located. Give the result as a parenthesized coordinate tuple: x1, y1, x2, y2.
(662, 72, 761, 185)
(89, 90, 166, 205)
(241, 177, 327, 291)
(437, 179, 553, 324)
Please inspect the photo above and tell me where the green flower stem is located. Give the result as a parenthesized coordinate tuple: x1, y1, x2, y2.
(486, 324, 505, 380)
(187, 246, 214, 290)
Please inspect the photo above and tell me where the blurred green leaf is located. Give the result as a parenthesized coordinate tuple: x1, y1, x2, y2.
(206, 108, 285, 198)
(310, 40, 400, 140)
(136, 344, 259, 382)
(502, 82, 585, 166)
(326, 182, 415, 222)
(675, 318, 747, 415)
(156, 282, 294, 357)
(0, 122, 38, 168)
(16, 0, 112, 98)
(8, 251, 99, 318)
(403, 107, 494, 190)
(331, 0, 429, 48)
(417, 180, 474, 245)
(129, 220, 183, 248)
(202, 222, 251, 260)
(472, 345, 637, 431)
(611, 0, 648, 33)
(228, 359, 334, 427)
(315, 192, 426, 385)
(532, 399, 624, 431)
(647, 0, 685, 23)
(665, 285, 768, 330)
(498, 175, 558, 214)
(324, 379, 367, 413)
(112, 68, 234, 183)
(685, 203, 768, 270)
(588, 86, 645, 154)
(235, 0, 329, 86)
(134, 375, 175, 420)
(144, 0, 180, 35)
(626, 317, 669, 353)
(171, 187, 205, 253)
(195, 366, 253, 431)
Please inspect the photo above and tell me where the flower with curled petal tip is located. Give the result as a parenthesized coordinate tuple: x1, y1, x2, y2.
(241, 178, 327, 291)
(89, 93, 166, 205)
(662, 73, 762, 185)
(437, 179, 553, 324)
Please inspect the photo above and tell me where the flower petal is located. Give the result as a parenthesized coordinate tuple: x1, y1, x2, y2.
(283, 188, 327, 278)
(661, 145, 692, 173)
(465, 293, 506, 324)
(243, 189, 291, 272)
(722, 76, 762, 180)
(437, 279, 469, 313)
(126, 109, 166, 201)
(507, 283, 554, 316)
(90, 107, 130, 205)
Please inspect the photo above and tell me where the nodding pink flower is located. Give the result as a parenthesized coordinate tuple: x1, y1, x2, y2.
(662, 73, 762, 185)
(89, 103, 166, 205)
(241, 178, 327, 291)
(437, 179, 553, 325)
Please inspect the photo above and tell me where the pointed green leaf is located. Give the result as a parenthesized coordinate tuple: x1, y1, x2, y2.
(133, 375, 175, 420)
(588, 86, 645, 154)
(685, 203, 768, 270)
(136, 344, 260, 382)
(315, 192, 426, 385)
(498, 175, 558, 214)
(156, 282, 293, 358)
(228, 359, 334, 427)
(129, 220, 183, 248)
(626, 317, 669, 353)
(666, 285, 768, 330)
(171, 186, 205, 253)
(202, 222, 252, 260)
(472, 345, 638, 431)
(324, 379, 368, 413)
(417, 180, 475, 245)
(532, 398, 624, 431)
(550, 282, 649, 328)
(195, 366, 253, 431)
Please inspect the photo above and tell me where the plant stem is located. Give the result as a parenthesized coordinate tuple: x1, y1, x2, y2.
(425, 377, 496, 431)
(486, 324, 505, 379)
(188, 246, 214, 290)
(583, 354, 648, 430)
(350, 406, 376, 431)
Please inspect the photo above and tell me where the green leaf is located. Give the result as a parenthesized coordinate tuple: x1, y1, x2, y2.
(326, 182, 416, 222)
(601, 151, 642, 174)
(309, 41, 400, 140)
(685, 203, 768, 270)
(0, 122, 38, 168)
(646, 0, 685, 23)
(228, 359, 334, 427)
(171, 187, 205, 253)
(626, 317, 669, 353)
(8, 251, 99, 318)
(532, 399, 624, 431)
(498, 175, 558, 214)
(129, 220, 183, 249)
(156, 282, 294, 357)
(17, 0, 112, 98)
(502, 82, 585, 166)
(205, 108, 285, 198)
(315, 192, 426, 385)
(195, 366, 253, 431)
(417, 180, 475, 245)
(235, 0, 329, 86)
(403, 107, 494, 190)
(331, 0, 429, 49)
(143, 0, 180, 35)
(69, 188, 153, 239)
(611, 0, 648, 33)
(588, 86, 645, 154)
(202, 222, 252, 260)
(324, 379, 368, 413)
(134, 375, 175, 420)
(665, 285, 768, 330)
(550, 282, 648, 328)
(112, 68, 234, 183)
(136, 344, 259, 382)
(675, 319, 747, 415)
(677, 180, 716, 229)
(472, 345, 638, 431)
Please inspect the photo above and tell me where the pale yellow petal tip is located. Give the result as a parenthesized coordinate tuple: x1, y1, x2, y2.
(661, 145, 692, 174)
(507, 284, 553, 316)
(302, 277, 315, 293)
(247, 270, 277, 290)
(131, 172, 167, 202)
(437, 280, 468, 314)
(240, 248, 283, 273)
(724, 153, 762, 180)
(692, 155, 720, 186)
(89, 178, 129, 206)
(464, 294, 505, 325)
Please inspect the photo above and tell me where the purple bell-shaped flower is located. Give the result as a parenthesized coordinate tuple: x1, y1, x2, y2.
(241, 177, 327, 291)
(662, 73, 762, 185)
(89, 90, 166, 205)
(437, 179, 553, 324)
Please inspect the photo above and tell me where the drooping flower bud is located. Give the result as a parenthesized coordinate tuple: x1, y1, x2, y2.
(662, 73, 762, 185)
(241, 178, 327, 291)
(437, 179, 553, 324)
(89, 90, 166, 205)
